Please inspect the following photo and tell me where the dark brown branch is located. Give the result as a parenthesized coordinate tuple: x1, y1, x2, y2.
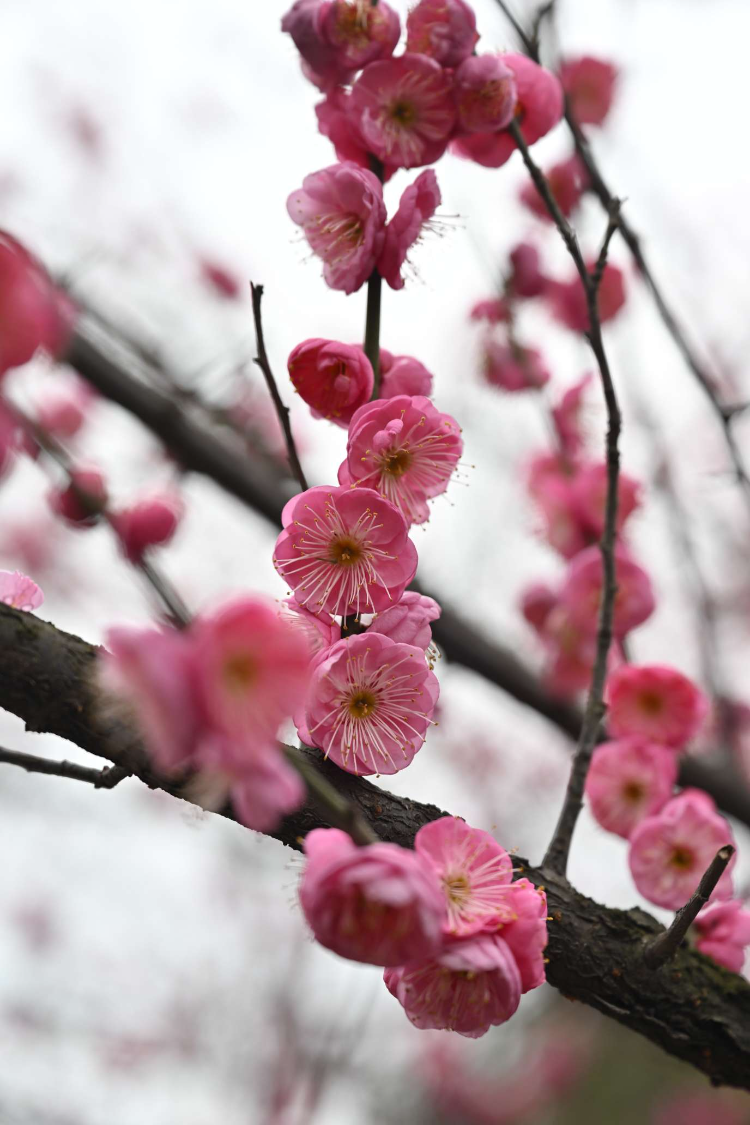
(506, 120, 623, 877)
(0, 602, 749, 1089)
(0, 744, 129, 788)
(282, 745, 378, 846)
(58, 323, 750, 830)
(645, 846, 735, 969)
(250, 283, 309, 492)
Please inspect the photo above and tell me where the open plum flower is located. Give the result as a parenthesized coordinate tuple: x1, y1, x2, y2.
(559, 56, 619, 127)
(692, 899, 750, 973)
(320, 0, 400, 71)
(405, 0, 479, 68)
(453, 55, 517, 135)
(299, 827, 445, 965)
(273, 485, 418, 618)
(605, 664, 708, 749)
(377, 169, 442, 290)
(0, 231, 73, 378)
(0, 569, 44, 612)
(302, 631, 439, 775)
(338, 394, 462, 525)
(585, 738, 678, 839)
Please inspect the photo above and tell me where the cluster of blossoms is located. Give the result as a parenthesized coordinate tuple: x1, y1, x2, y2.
(584, 663, 750, 970)
(283, 0, 566, 295)
(299, 817, 547, 1037)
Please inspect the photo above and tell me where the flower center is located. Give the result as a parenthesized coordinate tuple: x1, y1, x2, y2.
(638, 690, 664, 716)
(330, 536, 363, 566)
(381, 448, 412, 477)
(223, 653, 257, 693)
(333, 1, 371, 43)
(622, 781, 644, 804)
(389, 99, 417, 128)
(443, 872, 471, 906)
(670, 846, 694, 870)
(348, 690, 377, 719)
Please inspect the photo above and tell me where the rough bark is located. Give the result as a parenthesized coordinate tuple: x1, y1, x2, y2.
(63, 325, 750, 830)
(1, 603, 749, 1090)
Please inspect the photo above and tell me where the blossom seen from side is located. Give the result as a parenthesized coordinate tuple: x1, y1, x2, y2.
(405, 0, 479, 68)
(379, 350, 434, 398)
(0, 570, 44, 612)
(369, 590, 441, 652)
(692, 899, 750, 973)
(321, 0, 400, 70)
(559, 545, 656, 638)
(520, 155, 588, 221)
(453, 55, 517, 134)
(483, 340, 550, 392)
(559, 56, 619, 127)
(377, 169, 442, 291)
(288, 338, 373, 427)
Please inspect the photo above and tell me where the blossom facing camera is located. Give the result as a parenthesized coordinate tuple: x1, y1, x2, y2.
(339, 394, 462, 525)
(299, 827, 445, 965)
(384, 932, 522, 1038)
(303, 631, 439, 775)
(348, 55, 456, 170)
(0, 570, 44, 612)
(287, 162, 386, 294)
(605, 664, 709, 749)
(585, 738, 677, 839)
(405, 0, 479, 68)
(377, 169, 442, 291)
(321, 0, 401, 71)
(454, 55, 517, 134)
(414, 816, 516, 936)
(288, 338, 374, 427)
(273, 485, 418, 618)
(629, 790, 735, 910)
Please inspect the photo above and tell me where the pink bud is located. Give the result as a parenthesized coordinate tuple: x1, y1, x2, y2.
(111, 492, 184, 563)
(559, 56, 619, 127)
(509, 242, 546, 298)
(48, 466, 108, 528)
(406, 0, 479, 68)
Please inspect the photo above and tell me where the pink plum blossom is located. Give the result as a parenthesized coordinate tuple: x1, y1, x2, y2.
(546, 261, 626, 333)
(273, 485, 418, 618)
(287, 162, 386, 294)
(543, 606, 600, 696)
(498, 878, 549, 992)
(551, 373, 592, 458)
(692, 899, 750, 973)
(0, 231, 73, 377)
(559, 545, 656, 637)
(279, 597, 341, 654)
(48, 465, 108, 528)
(287, 338, 373, 427)
(470, 298, 510, 324)
(299, 827, 445, 965)
(321, 0, 401, 70)
(379, 351, 434, 398)
(559, 56, 619, 127)
(231, 753, 305, 834)
(483, 340, 550, 392)
(509, 241, 546, 298)
(0, 570, 44, 612)
(520, 155, 588, 221)
(520, 582, 557, 635)
(281, 0, 354, 91)
(111, 492, 183, 564)
(453, 55, 517, 134)
(570, 462, 642, 539)
(384, 932, 522, 1038)
(198, 258, 242, 300)
(585, 738, 677, 839)
(303, 632, 439, 775)
(377, 169, 441, 290)
(532, 474, 589, 559)
(369, 590, 440, 651)
(414, 817, 516, 937)
(405, 0, 479, 68)
(452, 54, 563, 169)
(338, 394, 462, 525)
(348, 55, 456, 169)
(605, 664, 709, 749)
(629, 790, 736, 910)
(35, 378, 93, 439)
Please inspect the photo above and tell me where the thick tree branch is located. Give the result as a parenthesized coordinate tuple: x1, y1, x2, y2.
(0, 603, 749, 1089)
(59, 322, 750, 831)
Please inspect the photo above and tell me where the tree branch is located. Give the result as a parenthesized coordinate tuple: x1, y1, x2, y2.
(0, 602, 749, 1089)
(58, 321, 750, 831)
(0, 744, 128, 788)
(507, 120, 623, 877)
(250, 282, 309, 492)
(645, 845, 735, 969)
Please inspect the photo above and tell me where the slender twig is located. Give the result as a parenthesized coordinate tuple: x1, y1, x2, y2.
(494, 0, 750, 512)
(2, 396, 191, 629)
(250, 282, 309, 492)
(282, 745, 379, 846)
(365, 156, 385, 398)
(645, 846, 735, 968)
(0, 745, 129, 788)
(505, 121, 623, 877)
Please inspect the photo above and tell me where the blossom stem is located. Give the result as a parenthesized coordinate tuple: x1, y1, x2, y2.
(505, 121, 623, 879)
(250, 282, 309, 492)
(282, 744, 379, 846)
(365, 155, 385, 398)
(644, 846, 735, 968)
